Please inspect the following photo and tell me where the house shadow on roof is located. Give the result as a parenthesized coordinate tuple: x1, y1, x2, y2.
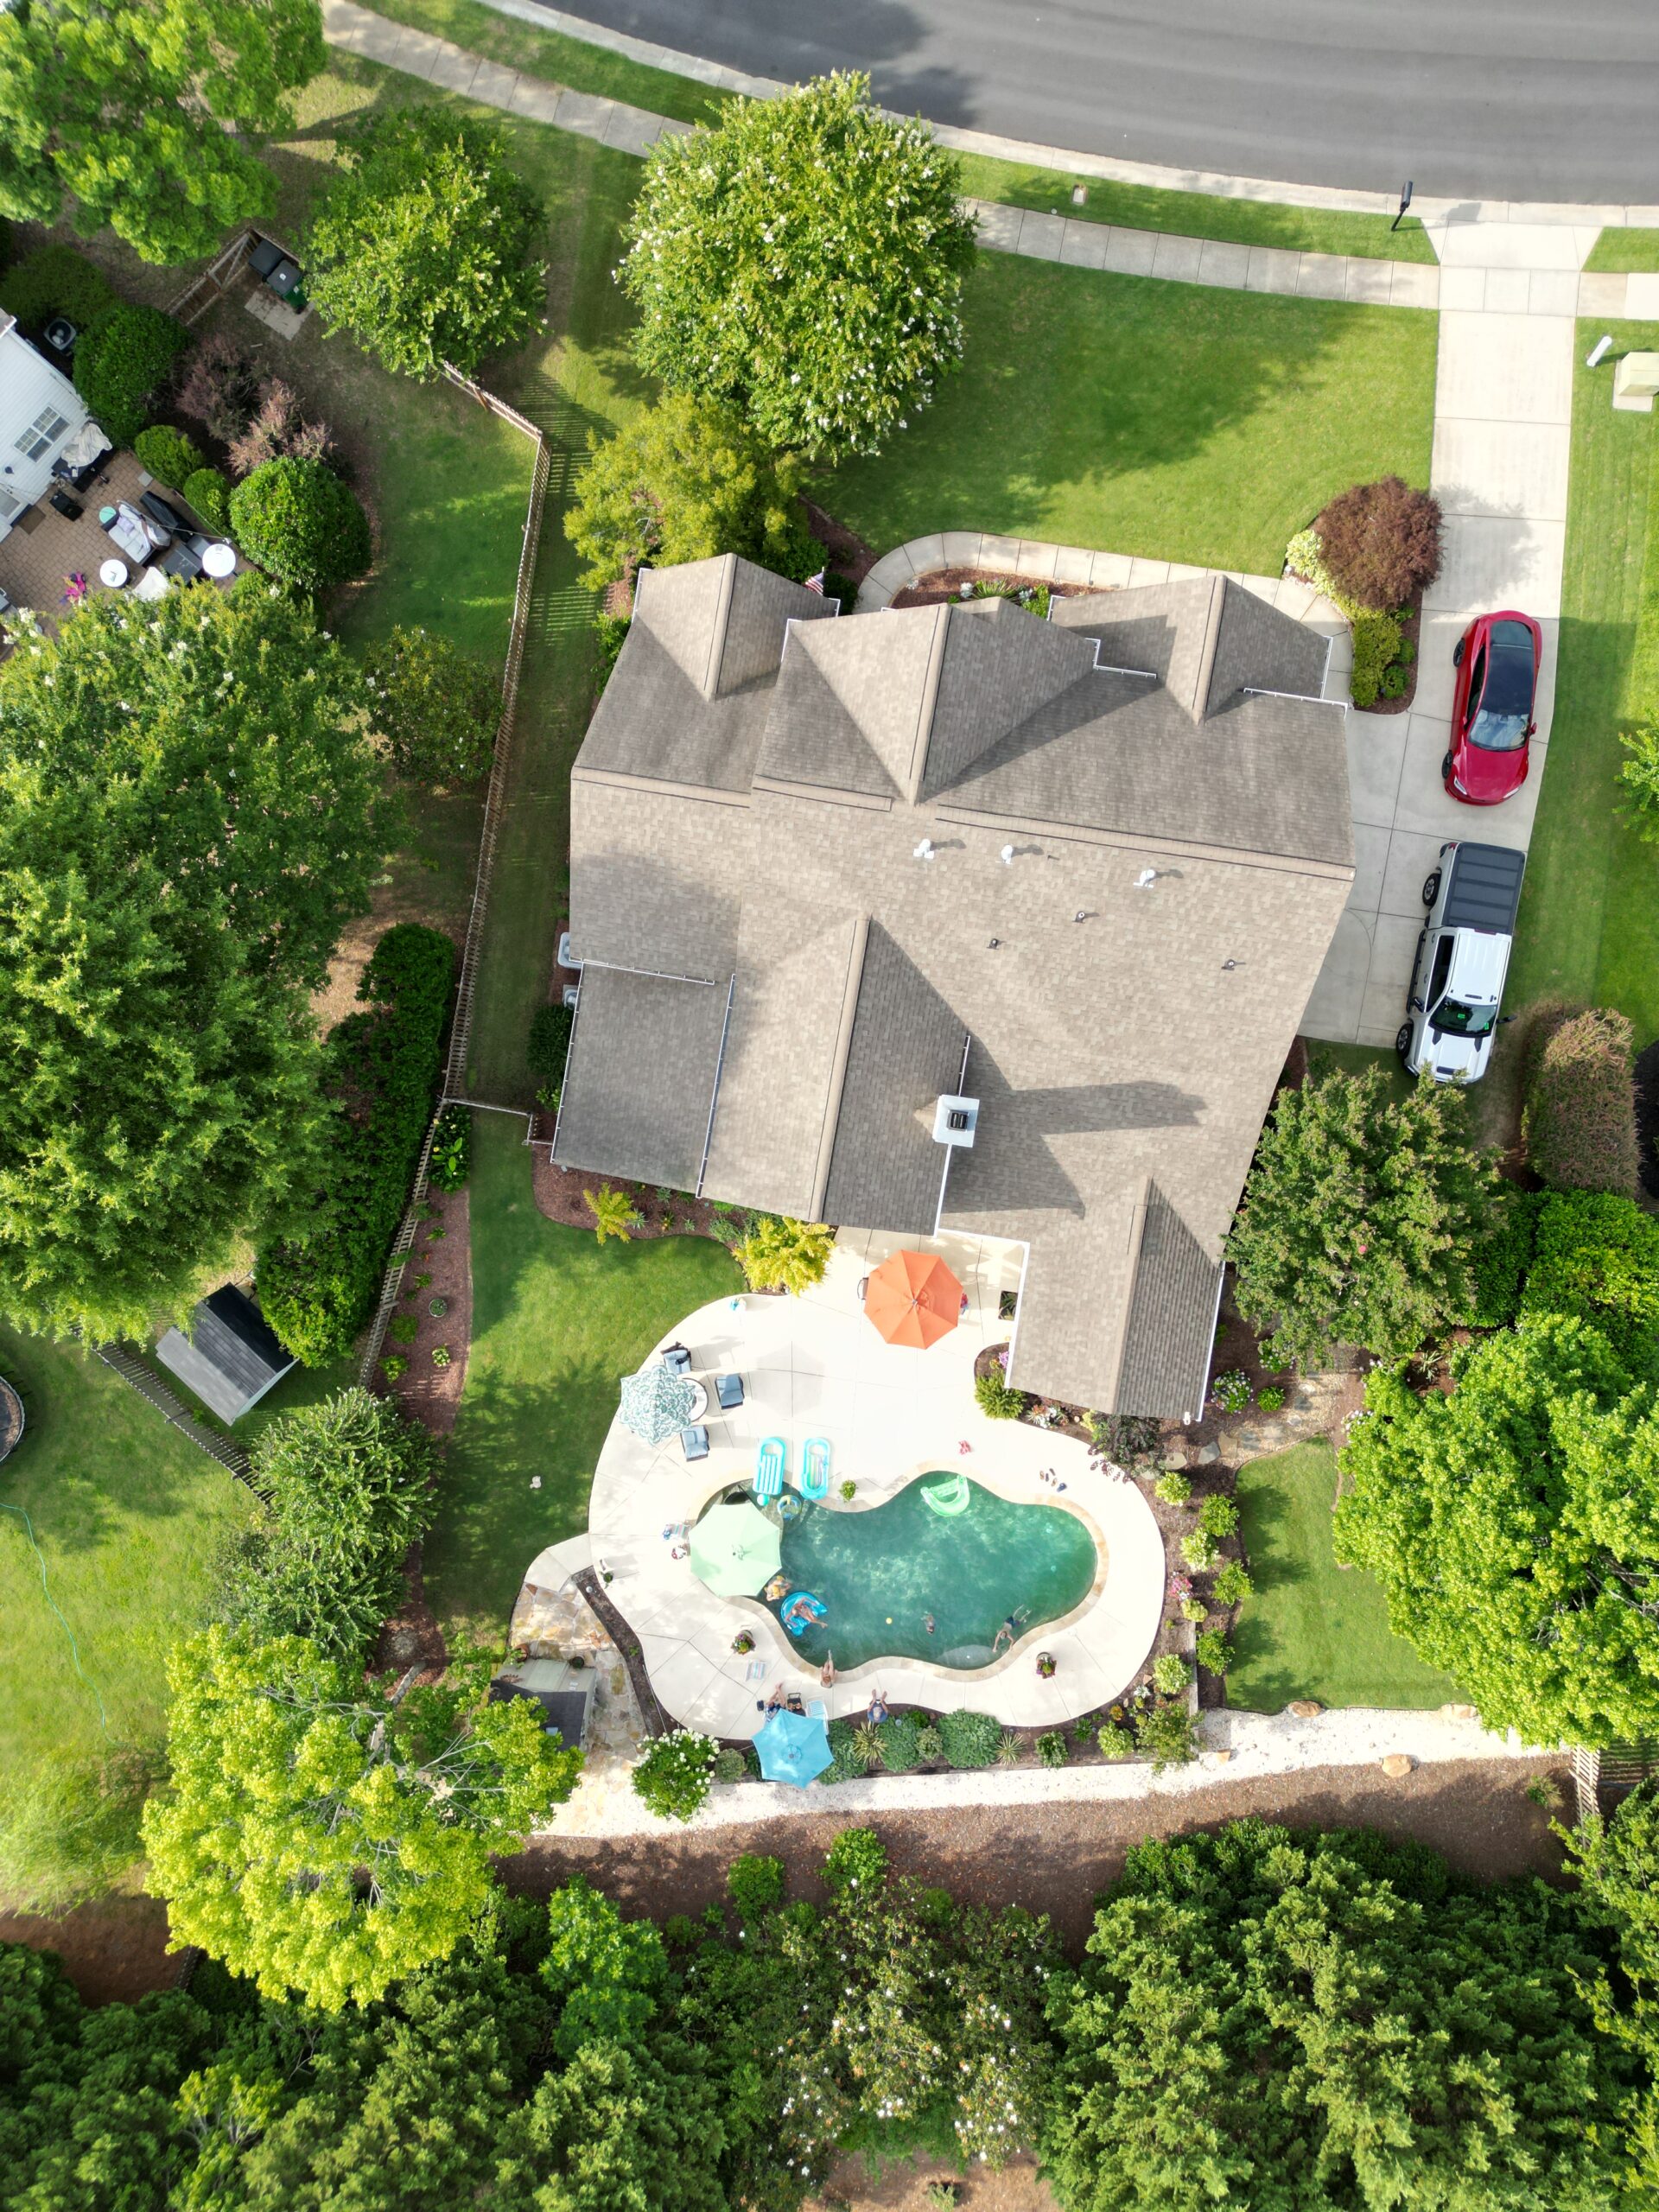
(949, 1047, 1205, 1218)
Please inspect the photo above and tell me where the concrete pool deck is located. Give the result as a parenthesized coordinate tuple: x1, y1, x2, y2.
(571, 1229, 1167, 1735)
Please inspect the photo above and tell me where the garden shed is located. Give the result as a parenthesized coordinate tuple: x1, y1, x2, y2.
(155, 1283, 296, 1425)
(489, 1657, 595, 1751)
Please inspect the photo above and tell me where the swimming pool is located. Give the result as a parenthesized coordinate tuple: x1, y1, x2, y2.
(740, 1474, 1098, 1671)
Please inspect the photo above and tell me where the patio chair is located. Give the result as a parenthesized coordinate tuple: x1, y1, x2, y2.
(679, 1424, 709, 1462)
(715, 1372, 744, 1410)
(662, 1344, 692, 1376)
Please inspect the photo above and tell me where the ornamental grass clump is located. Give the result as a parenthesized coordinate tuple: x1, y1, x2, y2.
(1522, 1002, 1640, 1198)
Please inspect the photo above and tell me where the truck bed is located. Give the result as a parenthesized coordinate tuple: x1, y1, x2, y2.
(1442, 842, 1526, 933)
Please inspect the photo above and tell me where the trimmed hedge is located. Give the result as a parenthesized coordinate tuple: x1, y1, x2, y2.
(71, 303, 188, 448)
(1519, 1189, 1659, 1374)
(182, 467, 232, 534)
(258, 925, 454, 1364)
(1522, 1002, 1639, 1197)
(1467, 1188, 1541, 1326)
(133, 424, 204, 490)
(230, 455, 372, 590)
(0, 244, 114, 333)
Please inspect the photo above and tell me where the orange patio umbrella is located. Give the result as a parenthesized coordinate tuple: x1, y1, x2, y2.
(864, 1249, 965, 1350)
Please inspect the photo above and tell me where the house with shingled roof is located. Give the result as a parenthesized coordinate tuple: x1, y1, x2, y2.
(555, 554, 1352, 1417)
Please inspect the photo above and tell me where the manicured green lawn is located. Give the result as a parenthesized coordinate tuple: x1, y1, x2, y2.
(955, 155, 1436, 264)
(423, 1116, 743, 1637)
(1585, 230, 1659, 273)
(0, 1328, 255, 1773)
(822, 257, 1438, 575)
(1228, 1442, 1460, 1712)
(1505, 321, 1659, 1048)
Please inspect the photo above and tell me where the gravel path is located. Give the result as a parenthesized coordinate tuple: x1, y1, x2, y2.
(513, 1755, 1570, 1955)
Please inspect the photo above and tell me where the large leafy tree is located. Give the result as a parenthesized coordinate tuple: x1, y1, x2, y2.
(141, 1628, 583, 2009)
(620, 73, 977, 460)
(306, 106, 546, 379)
(0, 0, 323, 264)
(225, 1388, 439, 1661)
(1043, 1817, 1626, 2212)
(1228, 1065, 1496, 1367)
(1334, 1313, 1659, 1745)
(1561, 1780, 1659, 2194)
(0, 583, 382, 1340)
(565, 392, 818, 592)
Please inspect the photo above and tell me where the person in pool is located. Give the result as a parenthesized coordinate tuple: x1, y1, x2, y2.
(992, 1609, 1028, 1655)
(923, 1613, 936, 1636)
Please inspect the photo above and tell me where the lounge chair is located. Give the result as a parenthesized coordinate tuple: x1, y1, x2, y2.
(754, 1436, 786, 1499)
(679, 1425, 709, 1462)
(662, 1344, 692, 1376)
(715, 1372, 744, 1410)
(802, 1437, 831, 1500)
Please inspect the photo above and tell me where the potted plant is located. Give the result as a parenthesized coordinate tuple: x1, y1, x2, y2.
(732, 1630, 755, 1656)
(1036, 1651, 1057, 1680)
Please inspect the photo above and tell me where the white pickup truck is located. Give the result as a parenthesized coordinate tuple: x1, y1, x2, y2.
(1395, 841, 1526, 1084)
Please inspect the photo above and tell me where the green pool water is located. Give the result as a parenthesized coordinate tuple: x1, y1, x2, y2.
(751, 1474, 1097, 1671)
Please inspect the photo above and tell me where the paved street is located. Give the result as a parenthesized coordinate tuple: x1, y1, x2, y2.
(539, 0, 1659, 203)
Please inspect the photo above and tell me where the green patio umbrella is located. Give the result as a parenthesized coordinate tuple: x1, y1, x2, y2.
(619, 1364, 697, 1445)
(690, 1499, 783, 1598)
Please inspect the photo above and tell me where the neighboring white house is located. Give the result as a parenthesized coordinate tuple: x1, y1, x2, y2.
(0, 315, 90, 543)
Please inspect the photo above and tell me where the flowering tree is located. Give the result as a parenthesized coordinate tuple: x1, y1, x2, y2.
(619, 73, 977, 459)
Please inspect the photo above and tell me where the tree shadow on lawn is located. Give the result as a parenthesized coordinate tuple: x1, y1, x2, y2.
(822, 255, 1433, 573)
(1226, 1472, 1312, 1714)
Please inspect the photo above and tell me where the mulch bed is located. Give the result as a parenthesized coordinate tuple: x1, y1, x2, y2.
(380, 1182, 472, 1433)
(1352, 586, 1422, 717)
(892, 568, 1091, 609)
(531, 1146, 741, 1243)
(369, 1541, 448, 1681)
(803, 500, 876, 586)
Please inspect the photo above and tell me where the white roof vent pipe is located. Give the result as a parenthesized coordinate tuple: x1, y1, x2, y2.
(932, 1094, 979, 1148)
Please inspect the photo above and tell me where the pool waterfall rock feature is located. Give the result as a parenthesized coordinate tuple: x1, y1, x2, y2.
(692, 1472, 1100, 1674)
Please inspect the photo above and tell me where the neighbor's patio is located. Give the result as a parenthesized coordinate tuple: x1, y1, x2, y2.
(518, 1228, 1166, 1737)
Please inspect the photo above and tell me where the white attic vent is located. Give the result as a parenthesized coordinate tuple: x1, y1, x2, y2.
(932, 1094, 979, 1148)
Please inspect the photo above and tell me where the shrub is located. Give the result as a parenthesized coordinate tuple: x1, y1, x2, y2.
(586, 1184, 642, 1243)
(231, 456, 372, 590)
(1210, 1369, 1252, 1414)
(595, 611, 630, 696)
(258, 925, 453, 1364)
(388, 1313, 418, 1346)
(1036, 1730, 1067, 1769)
(632, 1729, 717, 1821)
(1152, 1655, 1192, 1697)
(1180, 1597, 1208, 1624)
(1154, 1467, 1192, 1505)
(1213, 1560, 1254, 1609)
(819, 1716, 863, 1784)
(915, 1723, 944, 1764)
(1620, 716, 1659, 841)
(975, 1366, 1029, 1419)
(727, 1851, 785, 1916)
(851, 1723, 884, 1771)
(1255, 1385, 1287, 1412)
(1197, 1494, 1239, 1541)
(133, 423, 203, 488)
(1520, 1189, 1659, 1373)
(712, 1747, 746, 1784)
(1195, 1630, 1234, 1675)
(1181, 1529, 1221, 1573)
(1137, 1701, 1197, 1770)
(938, 1708, 1001, 1770)
(1089, 1409, 1162, 1464)
(0, 244, 115, 331)
(735, 1214, 834, 1294)
(224, 1388, 438, 1661)
(1468, 1188, 1541, 1327)
(1349, 608, 1404, 709)
(364, 625, 499, 786)
(177, 330, 259, 442)
(876, 1713, 923, 1773)
(838, 1478, 857, 1502)
(427, 1103, 472, 1192)
(823, 1826, 888, 1891)
(1095, 1723, 1134, 1761)
(226, 377, 334, 479)
(528, 1001, 574, 1089)
(430, 1344, 451, 1368)
(1316, 476, 1443, 610)
(382, 1354, 407, 1379)
(72, 302, 188, 448)
(182, 466, 232, 533)
(1522, 1003, 1639, 1197)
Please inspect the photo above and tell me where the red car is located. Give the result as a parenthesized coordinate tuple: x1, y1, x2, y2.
(1443, 611, 1541, 804)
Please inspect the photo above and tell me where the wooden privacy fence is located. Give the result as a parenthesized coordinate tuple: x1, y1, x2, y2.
(354, 369, 550, 1389)
(92, 1340, 270, 1498)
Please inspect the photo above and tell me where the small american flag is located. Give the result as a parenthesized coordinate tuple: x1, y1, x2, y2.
(804, 569, 826, 595)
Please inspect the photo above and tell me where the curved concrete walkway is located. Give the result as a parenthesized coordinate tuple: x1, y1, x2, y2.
(582, 1232, 1166, 1736)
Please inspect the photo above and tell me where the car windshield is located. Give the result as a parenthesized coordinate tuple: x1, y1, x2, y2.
(1431, 998, 1496, 1038)
(1470, 632, 1534, 751)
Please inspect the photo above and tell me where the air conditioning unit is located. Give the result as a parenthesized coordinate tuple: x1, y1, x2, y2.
(932, 1094, 979, 1148)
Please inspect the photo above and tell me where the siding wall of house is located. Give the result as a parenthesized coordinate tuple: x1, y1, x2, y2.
(0, 319, 88, 543)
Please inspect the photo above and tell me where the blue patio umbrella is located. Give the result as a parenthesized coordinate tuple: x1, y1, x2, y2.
(753, 1707, 833, 1788)
(618, 1363, 697, 1445)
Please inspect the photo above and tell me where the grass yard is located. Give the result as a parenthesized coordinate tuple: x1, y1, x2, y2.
(822, 257, 1438, 575)
(423, 1116, 742, 1637)
(1505, 321, 1659, 1048)
(1585, 230, 1659, 272)
(0, 1328, 255, 1776)
(1228, 1443, 1460, 1711)
(954, 154, 1436, 264)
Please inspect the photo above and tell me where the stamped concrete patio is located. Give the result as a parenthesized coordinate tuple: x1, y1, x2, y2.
(560, 1230, 1166, 1738)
